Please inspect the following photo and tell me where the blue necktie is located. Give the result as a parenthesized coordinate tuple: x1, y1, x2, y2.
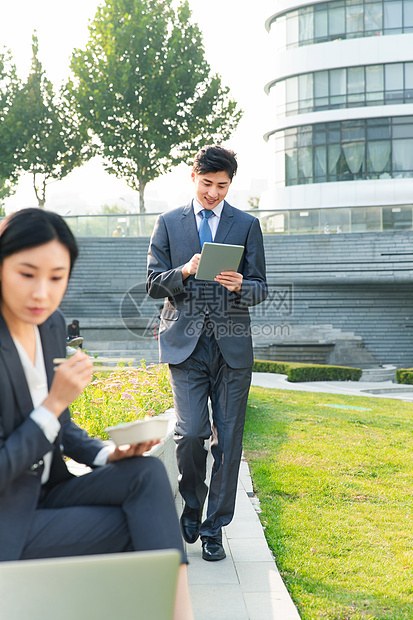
(199, 209, 213, 248)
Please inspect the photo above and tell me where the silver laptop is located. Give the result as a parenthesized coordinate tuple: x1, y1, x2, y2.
(0, 549, 180, 620)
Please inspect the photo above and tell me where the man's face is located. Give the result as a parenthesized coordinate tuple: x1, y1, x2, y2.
(191, 170, 231, 210)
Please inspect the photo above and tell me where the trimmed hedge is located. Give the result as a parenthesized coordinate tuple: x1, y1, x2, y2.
(396, 368, 413, 384)
(252, 359, 362, 383)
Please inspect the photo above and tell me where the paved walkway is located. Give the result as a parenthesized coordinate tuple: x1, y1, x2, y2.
(180, 457, 300, 620)
(251, 372, 413, 402)
(185, 372, 413, 619)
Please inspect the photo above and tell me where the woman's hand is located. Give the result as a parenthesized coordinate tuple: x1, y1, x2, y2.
(42, 351, 93, 418)
(107, 440, 162, 462)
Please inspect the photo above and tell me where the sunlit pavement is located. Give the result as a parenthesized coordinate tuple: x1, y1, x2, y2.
(179, 456, 301, 620)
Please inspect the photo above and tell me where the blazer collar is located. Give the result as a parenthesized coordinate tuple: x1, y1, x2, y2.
(38, 315, 58, 390)
(181, 202, 202, 255)
(0, 314, 34, 423)
(0, 313, 58, 422)
(181, 201, 235, 252)
(214, 201, 235, 244)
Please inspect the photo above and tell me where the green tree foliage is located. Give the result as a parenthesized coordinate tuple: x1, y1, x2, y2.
(248, 196, 260, 209)
(0, 180, 13, 210)
(68, 0, 242, 212)
(11, 34, 94, 207)
(101, 203, 130, 214)
(0, 48, 21, 206)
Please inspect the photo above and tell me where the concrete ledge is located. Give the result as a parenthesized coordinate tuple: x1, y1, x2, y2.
(149, 408, 179, 496)
(361, 385, 413, 394)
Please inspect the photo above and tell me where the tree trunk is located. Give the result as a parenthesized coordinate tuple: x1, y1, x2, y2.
(138, 182, 146, 214)
(33, 174, 46, 208)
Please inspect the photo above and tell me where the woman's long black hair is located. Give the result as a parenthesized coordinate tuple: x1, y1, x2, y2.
(0, 208, 78, 274)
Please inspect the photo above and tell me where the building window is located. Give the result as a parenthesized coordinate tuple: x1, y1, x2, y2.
(273, 62, 413, 116)
(384, 0, 403, 33)
(382, 205, 413, 229)
(271, 0, 413, 49)
(273, 117, 413, 185)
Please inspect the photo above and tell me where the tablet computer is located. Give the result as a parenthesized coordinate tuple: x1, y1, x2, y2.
(195, 242, 244, 281)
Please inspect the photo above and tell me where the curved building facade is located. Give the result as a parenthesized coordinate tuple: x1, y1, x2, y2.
(265, 0, 413, 232)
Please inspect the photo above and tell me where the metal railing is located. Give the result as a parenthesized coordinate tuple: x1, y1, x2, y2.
(2, 206, 411, 237)
(59, 204, 413, 237)
(62, 213, 160, 238)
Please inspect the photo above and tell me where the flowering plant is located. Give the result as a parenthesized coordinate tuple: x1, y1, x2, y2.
(71, 361, 173, 440)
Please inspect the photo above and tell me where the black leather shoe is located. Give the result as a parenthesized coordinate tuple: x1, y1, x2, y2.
(180, 504, 203, 544)
(201, 535, 226, 561)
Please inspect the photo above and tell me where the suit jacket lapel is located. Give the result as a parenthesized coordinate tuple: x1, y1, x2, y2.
(0, 314, 33, 424)
(214, 201, 235, 244)
(180, 201, 235, 252)
(38, 315, 59, 390)
(181, 202, 202, 255)
(38, 315, 72, 484)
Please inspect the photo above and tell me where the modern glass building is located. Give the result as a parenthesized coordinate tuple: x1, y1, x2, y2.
(265, 0, 413, 232)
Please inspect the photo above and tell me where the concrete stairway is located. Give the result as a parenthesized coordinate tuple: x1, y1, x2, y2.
(60, 234, 413, 368)
(253, 324, 381, 368)
(61, 237, 154, 318)
(60, 238, 162, 362)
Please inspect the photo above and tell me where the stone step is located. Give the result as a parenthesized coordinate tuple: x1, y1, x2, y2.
(359, 365, 397, 382)
(252, 323, 363, 344)
(59, 235, 413, 369)
(253, 323, 381, 368)
(86, 338, 158, 359)
(88, 351, 160, 363)
(253, 342, 334, 365)
(86, 340, 158, 350)
(361, 386, 413, 393)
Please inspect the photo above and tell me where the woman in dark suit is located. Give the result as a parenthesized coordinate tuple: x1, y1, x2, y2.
(0, 208, 192, 619)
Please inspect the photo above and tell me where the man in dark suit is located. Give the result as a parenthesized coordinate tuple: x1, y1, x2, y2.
(146, 145, 267, 561)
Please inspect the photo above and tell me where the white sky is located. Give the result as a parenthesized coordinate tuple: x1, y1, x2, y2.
(0, 0, 275, 214)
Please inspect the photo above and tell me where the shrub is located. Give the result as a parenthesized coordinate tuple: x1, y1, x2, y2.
(253, 359, 362, 382)
(71, 361, 173, 440)
(251, 360, 291, 375)
(396, 368, 413, 384)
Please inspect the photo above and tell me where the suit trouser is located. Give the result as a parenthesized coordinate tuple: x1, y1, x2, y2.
(21, 456, 186, 563)
(169, 324, 252, 539)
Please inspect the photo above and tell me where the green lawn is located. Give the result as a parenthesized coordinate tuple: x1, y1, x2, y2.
(243, 387, 413, 620)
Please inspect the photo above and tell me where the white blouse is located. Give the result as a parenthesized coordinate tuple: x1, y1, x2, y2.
(13, 326, 112, 482)
(13, 326, 60, 484)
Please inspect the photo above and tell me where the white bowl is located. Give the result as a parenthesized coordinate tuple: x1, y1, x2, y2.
(105, 417, 169, 446)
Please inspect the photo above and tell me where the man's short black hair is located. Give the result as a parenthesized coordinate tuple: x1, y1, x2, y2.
(193, 145, 238, 180)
